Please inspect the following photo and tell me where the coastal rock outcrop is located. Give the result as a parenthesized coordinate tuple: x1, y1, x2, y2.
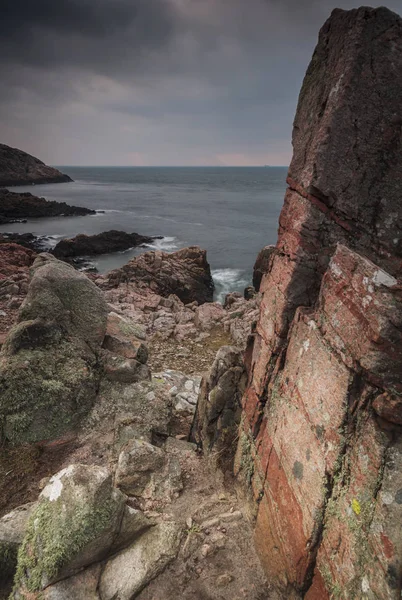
(0, 144, 72, 186)
(100, 246, 215, 305)
(191, 346, 246, 472)
(10, 464, 152, 597)
(0, 187, 94, 222)
(53, 230, 156, 259)
(0, 253, 108, 444)
(252, 245, 275, 292)
(232, 7, 402, 599)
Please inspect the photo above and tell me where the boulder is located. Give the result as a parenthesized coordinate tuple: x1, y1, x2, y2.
(102, 353, 151, 384)
(99, 246, 214, 305)
(0, 253, 108, 444)
(53, 230, 156, 259)
(42, 564, 102, 600)
(194, 302, 226, 330)
(115, 438, 183, 507)
(99, 521, 182, 600)
(191, 346, 246, 470)
(115, 439, 166, 496)
(0, 143, 72, 186)
(11, 464, 126, 595)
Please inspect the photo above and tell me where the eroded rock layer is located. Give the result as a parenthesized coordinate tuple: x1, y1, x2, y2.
(235, 7, 402, 599)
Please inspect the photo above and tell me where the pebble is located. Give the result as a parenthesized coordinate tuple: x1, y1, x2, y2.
(216, 573, 233, 587)
(200, 543, 213, 558)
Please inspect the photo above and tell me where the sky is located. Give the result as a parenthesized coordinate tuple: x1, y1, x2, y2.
(0, 0, 401, 166)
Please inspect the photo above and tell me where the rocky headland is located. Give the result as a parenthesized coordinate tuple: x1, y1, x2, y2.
(0, 188, 95, 224)
(0, 6, 401, 600)
(0, 144, 72, 187)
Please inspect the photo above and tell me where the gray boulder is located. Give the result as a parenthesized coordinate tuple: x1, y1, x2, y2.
(99, 521, 182, 600)
(11, 464, 126, 595)
(0, 254, 108, 444)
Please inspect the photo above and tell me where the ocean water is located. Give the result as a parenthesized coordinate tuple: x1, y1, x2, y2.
(2, 167, 287, 300)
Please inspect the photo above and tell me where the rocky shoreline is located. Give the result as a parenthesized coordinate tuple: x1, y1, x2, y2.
(1, 7, 402, 600)
(0, 188, 95, 223)
(0, 243, 263, 600)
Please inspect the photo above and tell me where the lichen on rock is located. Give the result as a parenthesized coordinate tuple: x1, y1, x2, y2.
(0, 253, 108, 444)
(11, 464, 126, 596)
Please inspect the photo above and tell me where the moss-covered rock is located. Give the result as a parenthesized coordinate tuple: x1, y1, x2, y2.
(11, 464, 126, 597)
(0, 343, 98, 443)
(18, 253, 107, 351)
(0, 253, 108, 444)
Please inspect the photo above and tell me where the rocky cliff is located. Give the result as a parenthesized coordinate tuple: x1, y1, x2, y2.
(233, 7, 402, 599)
(0, 144, 72, 186)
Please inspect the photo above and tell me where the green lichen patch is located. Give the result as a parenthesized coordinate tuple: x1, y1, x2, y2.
(0, 342, 99, 444)
(12, 492, 117, 595)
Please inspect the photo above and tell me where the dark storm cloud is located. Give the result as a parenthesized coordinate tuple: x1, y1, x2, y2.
(0, 0, 401, 165)
(0, 0, 178, 69)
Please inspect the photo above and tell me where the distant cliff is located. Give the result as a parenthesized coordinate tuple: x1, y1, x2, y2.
(0, 143, 72, 186)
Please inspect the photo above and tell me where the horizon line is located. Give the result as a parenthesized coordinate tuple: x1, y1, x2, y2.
(54, 164, 289, 169)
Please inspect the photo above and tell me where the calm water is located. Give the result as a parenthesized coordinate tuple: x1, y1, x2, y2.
(3, 167, 287, 300)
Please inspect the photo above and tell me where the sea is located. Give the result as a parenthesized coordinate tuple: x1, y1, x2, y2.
(2, 167, 287, 301)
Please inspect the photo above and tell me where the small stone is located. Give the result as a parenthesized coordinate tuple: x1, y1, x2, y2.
(216, 573, 233, 587)
(200, 543, 213, 558)
(38, 476, 51, 490)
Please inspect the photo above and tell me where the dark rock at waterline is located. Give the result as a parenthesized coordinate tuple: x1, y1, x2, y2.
(0, 188, 95, 221)
(53, 230, 157, 259)
(0, 233, 49, 253)
(0, 143, 72, 186)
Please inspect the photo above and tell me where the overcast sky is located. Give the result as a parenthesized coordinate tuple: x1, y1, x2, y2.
(0, 0, 401, 166)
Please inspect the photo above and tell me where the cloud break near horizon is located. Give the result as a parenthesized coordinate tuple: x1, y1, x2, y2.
(0, 0, 401, 166)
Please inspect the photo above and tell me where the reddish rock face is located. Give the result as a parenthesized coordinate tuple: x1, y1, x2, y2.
(0, 243, 36, 279)
(99, 246, 214, 305)
(236, 7, 402, 598)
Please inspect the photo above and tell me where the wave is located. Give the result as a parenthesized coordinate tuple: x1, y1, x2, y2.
(212, 268, 250, 303)
(142, 236, 179, 252)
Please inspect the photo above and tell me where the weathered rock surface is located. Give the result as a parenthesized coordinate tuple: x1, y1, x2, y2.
(252, 245, 275, 292)
(11, 465, 126, 595)
(42, 564, 102, 600)
(0, 253, 108, 444)
(53, 230, 156, 259)
(233, 7, 402, 600)
(99, 521, 182, 600)
(0, 187, 94, 222)
(0, 243, 36, 279)
(99, 246, 215, 305)
(0, 144, 72, 186)
(192, 346, 246, 471)
(0, 502, 36, 590)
